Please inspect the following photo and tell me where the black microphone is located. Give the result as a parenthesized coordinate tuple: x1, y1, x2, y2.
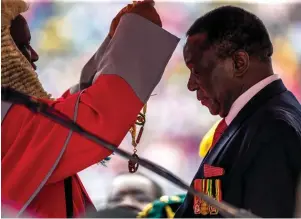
(1, 87, 32, 103)
(1, 87, 46, 113)
(0, 86, 259, 218)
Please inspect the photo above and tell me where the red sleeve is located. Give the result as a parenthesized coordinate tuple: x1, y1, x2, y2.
(46, 75, 143, 183)
(1, 74, 143, 205)
(2, 14, 179, 189)
(60, 89, 72, 99)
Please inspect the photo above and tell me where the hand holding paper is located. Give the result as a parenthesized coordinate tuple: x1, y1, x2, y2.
(109, 1, 162, 38)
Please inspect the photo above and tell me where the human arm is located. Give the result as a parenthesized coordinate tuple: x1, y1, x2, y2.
(2, 11, 179, 194)
(67, 0, 162, 94)
(242, 119, 301, 217)
(49, 11, 178, 182)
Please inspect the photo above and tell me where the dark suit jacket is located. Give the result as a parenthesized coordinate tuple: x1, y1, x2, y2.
(175, 79, 301, 218)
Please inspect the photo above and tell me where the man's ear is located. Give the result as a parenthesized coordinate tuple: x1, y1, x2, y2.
(232, 51, 249, 77)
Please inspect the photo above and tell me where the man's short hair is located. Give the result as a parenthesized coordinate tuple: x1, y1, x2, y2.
(116, 172, 164, 199)
(186, 6, 273, 62)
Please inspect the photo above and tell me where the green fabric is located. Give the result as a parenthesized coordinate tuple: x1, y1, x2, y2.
(137, 194, 185, 218)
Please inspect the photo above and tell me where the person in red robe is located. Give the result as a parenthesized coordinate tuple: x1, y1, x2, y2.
(1, 0, 179, 217)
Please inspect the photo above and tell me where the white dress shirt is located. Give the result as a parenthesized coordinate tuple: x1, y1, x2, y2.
(225, 74, 280, 125)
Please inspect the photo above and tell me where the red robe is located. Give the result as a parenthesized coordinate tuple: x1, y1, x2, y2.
(1, 14, 179, 218)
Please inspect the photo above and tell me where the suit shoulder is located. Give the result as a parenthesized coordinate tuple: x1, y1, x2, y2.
(260, 97, 301, 132)
(247, 106, 301, 149)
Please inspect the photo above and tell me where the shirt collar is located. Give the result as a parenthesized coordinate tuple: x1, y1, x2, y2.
(225, 74, 280, 125)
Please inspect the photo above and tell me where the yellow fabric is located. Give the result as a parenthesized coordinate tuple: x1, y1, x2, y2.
(137, 203, 153, 218)
(199, 120, 221, 158)
(164, 205, 175, 218)
(159, 195, 170, 203)
(137, 194, 186, 218)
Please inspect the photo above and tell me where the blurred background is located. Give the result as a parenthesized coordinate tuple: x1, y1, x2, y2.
(23, 0, 301, 210)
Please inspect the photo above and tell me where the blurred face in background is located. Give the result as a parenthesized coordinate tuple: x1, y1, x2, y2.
(10, 15, 39, 70)
(107, 174, 160, 214)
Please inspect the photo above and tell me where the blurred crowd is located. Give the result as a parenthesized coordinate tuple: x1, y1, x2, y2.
(22, 0, 301, 210)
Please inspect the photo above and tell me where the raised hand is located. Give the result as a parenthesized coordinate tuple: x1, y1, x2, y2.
(109, 0, 162, 38)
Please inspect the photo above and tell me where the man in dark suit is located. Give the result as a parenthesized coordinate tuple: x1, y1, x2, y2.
(175, 6, 301, 218)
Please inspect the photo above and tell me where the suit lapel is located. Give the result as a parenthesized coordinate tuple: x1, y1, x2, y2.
(203, 79, 287, 165)
(181, 80, 288, 218)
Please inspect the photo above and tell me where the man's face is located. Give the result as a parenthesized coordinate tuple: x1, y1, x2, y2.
(184, 34, 239, 118)
(10, 15, 39, 70)
(107, 174, 157, 214)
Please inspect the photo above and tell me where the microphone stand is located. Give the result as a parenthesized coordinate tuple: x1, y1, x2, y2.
(1, 87, 259, 218)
